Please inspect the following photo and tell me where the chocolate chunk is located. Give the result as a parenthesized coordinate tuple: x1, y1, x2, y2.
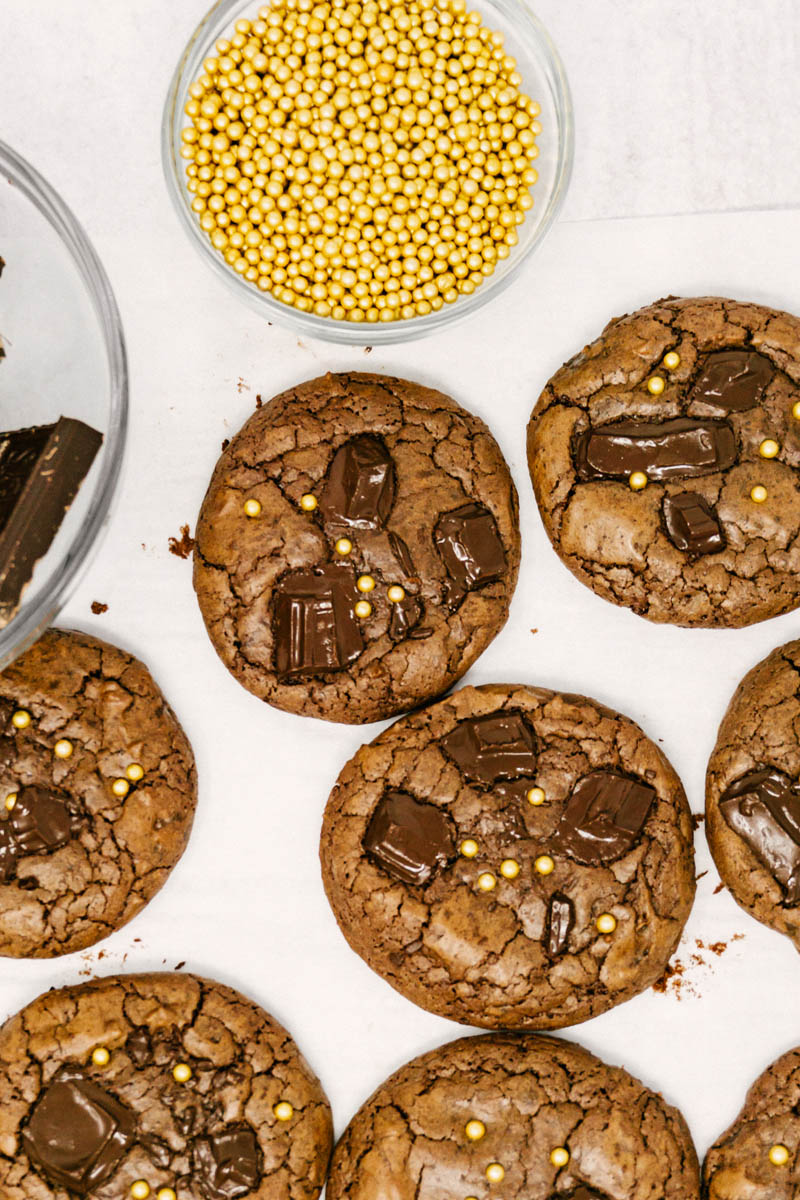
(273, 566, 363, 678)
(388, 531, 416, 576)
(433, 502, 506, 595)
(663, 491, 725, 555)
(0, 418, 103, 627)
(689, 349, 774, 412)
(319, 435, 395, 530)
(545, 892, 574, 957)
(388, 594, 422, 641)
(363, 791, 454, 885)
(0, 786, 72, 883)
(574, 418, 736, 481)
(440, 713, 537, 784)
(554, 771, 656, 865)
(193, 1126, 261, 1200)
(720, 769, 800, 902)
(23, 1073, 136, 1195)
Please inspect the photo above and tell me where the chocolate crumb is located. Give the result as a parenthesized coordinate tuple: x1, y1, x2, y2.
(696, 870, 708, 881)
(168, 525, 195, 559)
(713, 881, 725, 894)
(653, 959, 684, 995)
(237, 377, 249, 393)
(221, 438, 230, 451)
(364, 346, 373, 354)
(691, 812, 705, 830)
(90, 601, 108, 615)
(174, 961, 186, 970)
(255, 395, 263, 407)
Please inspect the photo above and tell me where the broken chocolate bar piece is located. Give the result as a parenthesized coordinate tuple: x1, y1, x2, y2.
(433, 502, 506, 594)
(388, 593, 422, 640)
(720, 768, 800, 902)
(0, 418, 103, 627)
(689, 349, 774, 412)
(0, 786, 72, 882)
(574, 417, 736, 482)
(440, 712, 537, 784)
(553, 771, 656, 865)
(363, 790, 454, 885)
(663, 491, 725, 555)
(545, 892, 574, 957)
(273, 565, 363, 678)
(193, 1127, 261, 1200)
(319, 435, 396, 530)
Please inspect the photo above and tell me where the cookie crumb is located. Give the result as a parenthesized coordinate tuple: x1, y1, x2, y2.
(696, 869, 708, 881)
(168, 525, 195, 559)
(90, 601, 108, 615)
(237, 377, 250, 393)
(255, 394, 263, 407)
(530, 628, 538, 635)
(221, 437, 230, 451)
(691, 812, 705, 830)
(653, 959, 684, 995)
(174, 961, 186, 970)
(713, 881, 725, 894)
(364, 346, 373, 354)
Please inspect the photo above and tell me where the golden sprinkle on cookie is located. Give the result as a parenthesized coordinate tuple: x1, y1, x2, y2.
(11, 710, 31, 730)
(460, 839, 479, 859)
(596, 913, 617, 934)
(157, 1190, 177, 1200)
(173, 1063, 193, 1083)
(126, 763, 144, 782)
(527, 786, 546, 806)
(357, 575, 376, 593)
(750, 484, 768, 503)
(112, 778, 130, 798)
(354, 600, 372, 619)
(131, 1184, 150, 1200)
(793, 401, 800, 421)
(477, 872, 497, 892)
(534, 854, 555, 876)
(91, 1047, 111, 1067)
(500, 858, 520, 879)
(335, 538, 353, 556)
(387, 585, 406, 603)
(54, 739, 74, 760)
(759, 439, 780, 459)
(274, 1101, 294, 1121)
(243, 498, 262, 517)
(300, 493, 318, 511)
(769, 1144, 790, 1166)
(485, 1163, 505, 1183)
(629, 471, 648, 491)
(550, 1146, 570, 1167)
(646, 376, 665, 395)
(465, 1119, 486, 1141)
(663, 351, 681, 370)
(4, 793, 17, 812)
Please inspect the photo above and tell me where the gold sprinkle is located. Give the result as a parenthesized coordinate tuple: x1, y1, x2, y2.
(5, 793, 17, 812)
(663, 351, 681, 370)
(354, 600, 372, 619)
(460, 839, 479, 859)
(793, 401, 800, 421)
(477, 872, 497, 892)
(335, 537, 353, 556)
(173, 1063, 193, 1083)
(759, 438, 780, 459)
(111, 778, 130, 798)
(54, 739, 73, 760)
(300, 493, 318, 511)
(243, 498, 262, 517)
(534, 854, 555, 876)
(91, 1047, 111, 1067)
(157, 1191, 177, 1200)
(126, 763, 144, 782)
(769, 1144, 790, 1166)
(357, 575, 376, 593)
(274, 1101, 294, 1121)
(750, 484, 768, 503)
(465, 1119, 486, 1141)
(11, 710, 31, 730)
(596, 913, 617, 934)
(527, 786, 546, 806)
(646, 375, 665, 395)
(485, 1163, 505, 1183)
(131, 1184, 150, 1200)
(500, 858, 520, 880)
(387, 585, 406, 603)
(629, 471, 648, 491)
(550, 1146, 570, 1167)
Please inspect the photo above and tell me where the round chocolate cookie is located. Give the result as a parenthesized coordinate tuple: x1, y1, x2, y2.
(704, 1046, 800, 1198)
(194, 373, 520, 723)
(320, 683, 695, 1029)
(327, 1032, 700, 1200)
(527, 295, 800, 627)
(0, 972, 332, 1199)
(0, 628, 197, 958)
(706, 638, 800, 948)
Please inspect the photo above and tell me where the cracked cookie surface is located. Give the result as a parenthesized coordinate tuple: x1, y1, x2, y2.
(703, 1045, 800, 1199)
(326, 1032, 700, 1200)
(706, 638, 800, 950)
(0, 972, 332, 1199)
(527, 296, 800, 628)
(0, 628, 197, 958)
(194, 373, 520, 724)
(320, 683, 695, 1029)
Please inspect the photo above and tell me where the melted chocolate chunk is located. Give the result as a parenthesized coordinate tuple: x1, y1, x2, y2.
(319, 435, 395, 530)
(0, 786, 72, 883)
(433, 502, 506, 596)
(545, 892, 574, 957)
(440, 713, 537, 785)
(663, 491, 725, 556)
(388, 594, 422, 641)
(193, 1126, 261, 1200)
(273, 566, 362, 678)
(23, 1073, 136, 1195)
(554, 771, 656, 865)
(720, 769, 800, 902)
(575, 418, 736, 481)
(388, 531, 416, 577)
(689, 349, 774, 412)
(363, 791, 455, 885)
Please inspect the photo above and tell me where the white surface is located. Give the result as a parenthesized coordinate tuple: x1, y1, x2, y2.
(1, 0, 800, 1178)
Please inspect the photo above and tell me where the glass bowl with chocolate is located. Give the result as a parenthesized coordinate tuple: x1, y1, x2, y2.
(0, 140, 128, 668)
(162, 0, 573, 343)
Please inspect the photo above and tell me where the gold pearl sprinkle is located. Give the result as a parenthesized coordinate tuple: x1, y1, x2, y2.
(460, 839, 479, 859)
(54, 739, 73, 760)
(357, 575, 376, 593)
(126, 763, 144, 782)
(646, 376, 665, 395)
(387, 585, 406, 603)
(5, 793, 17, 812)
(793, 401, 800, 421)
(157, 1190, 177, 1200)
(465, 1119, 486, 1141)
(477, 872, 497, 892)
(550, 1146, 570, 1168)
(11, 710, 31, 730)
(131, 1184, 150, 1200)
(243, 498, 262, 517)
(596, 913, 617, 934)
(111, 778, 130, 798)
(500, 859, 520, 880)
(300, 493, 318, 512)
(663, 351, 681, 370)
(527, 786, 546, 806)
(274, 1101, 294, 1121)
(534, 854, 555, 876)
(354, 600, 372, 619)
(173, 1063, 193, 1084)
(485, 1163, 505, 1183)
(759, 438, 780, 459)
(629, 471, 648, 491)
(91, 1047, 111, 1067)
(769, 1144, 790, 1166)
(750, 484, 768, 503)
(335, 538, 353, 556)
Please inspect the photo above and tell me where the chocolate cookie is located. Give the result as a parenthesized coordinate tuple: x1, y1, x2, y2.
(706, 638, 800, 949)
(0, 972, 332, 1199)
(194, 373, 520, 723)
(527, 296, 800, 627)
(320, 683, 695, 1029)
(704, 1046, 800, 1198)
(0, 628, 197, 957)
(327, 1032, 700, 1200)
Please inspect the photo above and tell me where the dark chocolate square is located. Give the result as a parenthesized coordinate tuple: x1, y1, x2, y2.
(440, 712, 537, 784)
(273, 567, 362, 678)
(553, 771, 656, 865)
(193, 1126, 261, 1200)
(433, 502, 506, 592)
(363, 791, 454, 885)
(720, 768, 800, 901)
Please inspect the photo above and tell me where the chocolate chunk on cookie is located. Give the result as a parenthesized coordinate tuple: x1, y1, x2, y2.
(194, 373, 520, 723)
(320, 683, 695, 1029)
(527, 296, 800, 627)
(326, 1033, 700, 1200)
(0, 973, 332, 1200)
(706, 638, 800, 947)
(0, 628, 197, 957)
(704, 1045, 800, 1198)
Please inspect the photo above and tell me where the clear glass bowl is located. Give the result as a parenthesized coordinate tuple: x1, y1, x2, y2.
(0, 140, 128, 669)
(162, 0, 573, 344)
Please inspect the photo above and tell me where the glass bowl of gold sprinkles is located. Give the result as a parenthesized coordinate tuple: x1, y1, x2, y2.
(162, 0, 573, 343)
